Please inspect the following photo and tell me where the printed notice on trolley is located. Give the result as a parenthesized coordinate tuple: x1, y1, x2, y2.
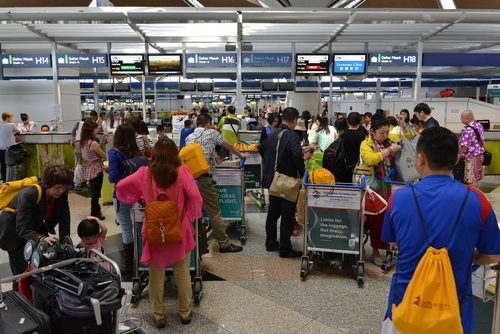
(307, 208, 360, 252)
(212, 170, 241, 186)
(306, 187, 360, 210)
(233, 152, 261, 165)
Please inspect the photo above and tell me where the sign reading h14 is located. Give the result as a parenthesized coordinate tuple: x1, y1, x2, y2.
(1, 54, 51, 68)
(368, 53, 418, 66)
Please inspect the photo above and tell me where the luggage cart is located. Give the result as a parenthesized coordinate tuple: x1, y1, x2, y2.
(300, 172, 366, 288)
(241, 150, 265, 208)
(381, 169, 413, 273)
(207, 159, 247, 244)
(131, 203, 203, 305)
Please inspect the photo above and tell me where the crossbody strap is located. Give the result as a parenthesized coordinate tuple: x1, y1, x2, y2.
(226, 117, 239, 137)
(273, 129, 287, 172)
(466, 125, 485, 148)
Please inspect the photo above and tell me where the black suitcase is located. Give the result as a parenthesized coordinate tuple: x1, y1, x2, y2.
(6, 164, 26, 182)
(453, 158, 465, 183)
(0, 290, 51, 334)
(32, 280, 113, 334)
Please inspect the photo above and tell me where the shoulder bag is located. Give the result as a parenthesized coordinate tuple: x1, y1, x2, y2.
(467, 125, 492, 166)
(394, 123, 421, 182)
(352, 154, 380, 193)
(142, 135, 152, 159)
(268, 129, 302, 202)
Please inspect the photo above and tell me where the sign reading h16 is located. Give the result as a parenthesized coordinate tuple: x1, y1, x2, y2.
(1, 54, 51, 68)
(187, 53, 237, 67)
(368, 53, 418, 66)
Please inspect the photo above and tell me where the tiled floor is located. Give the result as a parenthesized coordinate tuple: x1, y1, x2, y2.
(1, 176, 500, 333)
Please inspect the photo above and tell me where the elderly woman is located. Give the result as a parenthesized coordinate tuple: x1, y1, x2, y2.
(0, 163, 72, 290)
(117, 138, 202, 328)
(360, 114, 411, 266)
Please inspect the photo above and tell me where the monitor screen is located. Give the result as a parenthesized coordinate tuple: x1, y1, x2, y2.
(147, 54, 182, 75)
(114, 83, 130, 92)
(332, 54, 367, 74)
(197, 82, 213, 91)
(261, 82, 278, 91)
(98, 83, 114, 92)
(109, 54, 145, 75)
(295, 54, 330, 75)
(179, 82, 196, 91)
(279, 82, 294, 91)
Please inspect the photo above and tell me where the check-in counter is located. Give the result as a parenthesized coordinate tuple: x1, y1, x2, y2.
(483, 131, 500, 175)
(17, 133, 73, 178)
(239, 130, 261, 142)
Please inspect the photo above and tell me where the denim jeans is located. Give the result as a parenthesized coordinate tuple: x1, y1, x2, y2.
(114, 198, 133, 245)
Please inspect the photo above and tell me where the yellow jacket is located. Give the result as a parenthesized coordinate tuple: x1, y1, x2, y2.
(360, 131, 412, 166)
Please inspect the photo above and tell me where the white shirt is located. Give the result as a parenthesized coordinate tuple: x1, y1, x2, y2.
(17, 121, 38, 134)
(0, 122, 19, 149)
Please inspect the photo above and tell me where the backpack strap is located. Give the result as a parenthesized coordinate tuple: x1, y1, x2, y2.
(111, 148, 129, 160)
(34, 183, 42, 206)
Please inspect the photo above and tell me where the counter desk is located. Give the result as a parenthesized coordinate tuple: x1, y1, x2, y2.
(239, 130, 261, 142)
(483, 131, 500, 175)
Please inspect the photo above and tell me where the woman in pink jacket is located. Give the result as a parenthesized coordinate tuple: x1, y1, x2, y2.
(116, 138, 202, 329)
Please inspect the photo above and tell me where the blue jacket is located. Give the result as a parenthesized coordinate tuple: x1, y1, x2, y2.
(180, 127, 194, 149)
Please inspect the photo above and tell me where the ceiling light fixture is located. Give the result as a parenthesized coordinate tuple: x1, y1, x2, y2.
(344, 0, 366, 9)
(438, 0, 456, 9)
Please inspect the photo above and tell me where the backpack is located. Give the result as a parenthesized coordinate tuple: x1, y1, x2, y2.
(392, 185, 470, 334)
(144, 169, 185, 247)
(0, 176, 42, 213)
(306, 150, 324, 171)
(111, 148, 150, 179)
(308, 168, 335, 185)
(322, 132, 350, 178)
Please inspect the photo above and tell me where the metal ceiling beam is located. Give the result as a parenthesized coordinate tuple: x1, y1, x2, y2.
(123, 12, 165, 54)
(312, 11, 356, 53)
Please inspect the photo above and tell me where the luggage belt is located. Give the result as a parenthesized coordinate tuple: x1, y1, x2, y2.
(0, 250, 133, 326)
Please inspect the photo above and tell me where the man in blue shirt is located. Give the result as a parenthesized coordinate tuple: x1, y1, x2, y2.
(381, 126, 500, 334)
(179, 119, 194, 149)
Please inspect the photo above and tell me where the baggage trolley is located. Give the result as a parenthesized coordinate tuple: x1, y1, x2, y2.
(241, 150, 265, 208)
(131, 204, 203, 305)
(206, 159, 247, 244)
(300, 172, 366, 288)
(1, 248, 133, 334)
(491, 264, 500, 334)
(381, 168, 414, 273)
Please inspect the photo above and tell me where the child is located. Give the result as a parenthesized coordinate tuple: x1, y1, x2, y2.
(156, 125, 168, 140)
(77, 216, 110, 270)
(179, 119, 194, 149)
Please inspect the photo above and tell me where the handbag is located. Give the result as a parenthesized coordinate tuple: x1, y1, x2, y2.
(144, 169, 185, 247)
(268, 129, 302, 202)
(394, 125, 421, 182)
(352, 155, 380, 193)
(467, 125, 492, 166)
(142, 136, 152, 159)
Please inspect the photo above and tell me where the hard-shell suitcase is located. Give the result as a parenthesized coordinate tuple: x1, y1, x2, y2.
(0, 290, 51, 334)
(6, 164, 26, 182)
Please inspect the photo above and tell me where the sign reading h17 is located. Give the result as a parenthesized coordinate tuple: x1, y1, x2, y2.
(369, 53, 418, 66)
(1, 54, 51, 68)
(242, 53, 292, 67)
(57, 54, 107, 67)
(187, 53, 237, 67)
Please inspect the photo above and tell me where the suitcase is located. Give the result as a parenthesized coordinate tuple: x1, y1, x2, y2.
(0, 290, 51, 334)
(6, 164, 26, 182)
(453, 158, 465, 183)
(32, 281, 113, 334)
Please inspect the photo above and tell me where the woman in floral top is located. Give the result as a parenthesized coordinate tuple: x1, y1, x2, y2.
(458, 110, 485, 188)
(81, 119, 107, 220)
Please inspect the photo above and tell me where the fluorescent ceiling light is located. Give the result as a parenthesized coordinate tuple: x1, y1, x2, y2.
(344, 0, 366, 8)
(438, 0, 456, 9)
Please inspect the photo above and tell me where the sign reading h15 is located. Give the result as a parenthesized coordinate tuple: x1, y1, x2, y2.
(242, 53, 292, 67)
(57, 54, 107, 67)
(1, 54, 51, 68)
(368, 53, 418, 66)
(187, 53, 237, 67)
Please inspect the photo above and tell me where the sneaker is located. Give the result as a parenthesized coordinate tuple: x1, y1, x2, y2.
(219, 244, 243, 253)
(292, 229, 300, 236)
(153, 315, 167, 329)
(74, 185, 82, 191)
(294, 220, 303, 229)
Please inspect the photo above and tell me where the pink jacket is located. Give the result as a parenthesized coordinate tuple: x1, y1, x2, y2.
(116, 165, 202, 268)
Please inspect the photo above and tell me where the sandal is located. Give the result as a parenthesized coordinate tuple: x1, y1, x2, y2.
(372, 258, 384, 267)
(294, 220, 303, 229)
(292, 229, 300, 236)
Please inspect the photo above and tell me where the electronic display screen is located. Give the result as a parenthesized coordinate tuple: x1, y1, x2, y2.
(279, 82, 294, 91)
(197, 83, 213, 91)
(261, 82, 278, 91)
(295, 54, 330, 75)
(332, 54, 367, 74)
(147, 54, 182, 75)
(180, 82, 196, 91)
(109, 54, 145, 75)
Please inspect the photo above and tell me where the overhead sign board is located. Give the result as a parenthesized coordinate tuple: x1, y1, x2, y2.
(368, 53, 418, 66)
(487, 84, 500, 98)
(242, 53, 292, 67)
(186, 53, 237, 67)
(1, 54, 51, 68)
(57, 53, 107, 67)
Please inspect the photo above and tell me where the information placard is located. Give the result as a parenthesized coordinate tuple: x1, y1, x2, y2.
(1, 54, 51, 68)
(368, 53, 417, 66)
(242, 53, 292, 67)
(216, 186, 242, 220)
(212, 170, 241, 186)
(186, 53, 237, 67)
(332, 54, 366, 74)
(57, 53, 107, 67)
(295, 54, 330, 75)
(109, 54, 145, 75)
(244, 165, 261, 189)
(306, 187, 361, 210)
(171, 115, 188, 133)
(148, 54, 182, 75)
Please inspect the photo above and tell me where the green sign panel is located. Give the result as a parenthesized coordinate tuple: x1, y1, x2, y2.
(307, 207, 361, 253)
(244, 164, 261, 189)
(487, 88, 500, 98)
(216, 185, 242, 219)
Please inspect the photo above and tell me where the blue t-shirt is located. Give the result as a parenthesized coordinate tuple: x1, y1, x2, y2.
(179, 127, 194, 149)
(382, 174, 500, 334)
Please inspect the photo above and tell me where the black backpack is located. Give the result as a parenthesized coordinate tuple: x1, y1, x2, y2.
(111, 148, 150, 178)
(322, 132, 350, 178)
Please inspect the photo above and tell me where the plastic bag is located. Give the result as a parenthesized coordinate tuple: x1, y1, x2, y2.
(363, 186, 387, 215)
